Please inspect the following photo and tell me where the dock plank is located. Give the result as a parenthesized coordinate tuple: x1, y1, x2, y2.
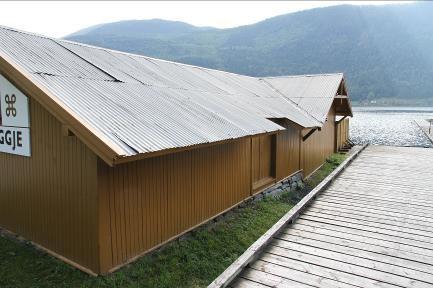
(273, 235, 433, 281)
(289, 223, 433, 259)
(310, 201, 433, 226)
(280, 229, 433, 274)
(249, 260, 361, 288)
(295, 218, 433, 251)
(266, 243, 432, 287)
(298, 214, 433, 245)
(305, 206, 433, 233)
(259, 253, 401, 288)
(211, 146, 433, 288)
(301, 211, 433, 237)
(312, 198, 433, 222)
(238, 268, 318, 288)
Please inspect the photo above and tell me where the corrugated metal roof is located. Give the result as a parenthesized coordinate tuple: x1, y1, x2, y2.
(32, 75, 285, 156)
(0, 27, 112, 81)
(58, 39, 320, 128)
(0, 25, 331, 160)
(262, 74, 344, 123)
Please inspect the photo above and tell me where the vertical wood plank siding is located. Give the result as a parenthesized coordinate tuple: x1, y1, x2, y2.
(301, 108, 336, 177)
(251, 134, 276, 192)
(0, 98, 342, 274)
(336, 118, 350, 150)
(0, 99, 99, 272)
(275, 120, 301, 180)
(98, 138, 252, 272)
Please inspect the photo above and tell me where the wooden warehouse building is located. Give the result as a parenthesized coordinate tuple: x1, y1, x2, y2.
(0, 26, 352, 275)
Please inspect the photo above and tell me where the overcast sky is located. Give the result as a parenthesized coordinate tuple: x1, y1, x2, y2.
(1, 1, 410, 38)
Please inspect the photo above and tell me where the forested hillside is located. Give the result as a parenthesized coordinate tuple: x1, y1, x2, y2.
(67, 3, 433, 104)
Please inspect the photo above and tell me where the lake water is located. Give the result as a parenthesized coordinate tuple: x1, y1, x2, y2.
(349, 107, 433, 148)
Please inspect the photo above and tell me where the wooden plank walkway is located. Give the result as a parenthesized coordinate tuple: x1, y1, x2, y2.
(214, 145, 433, 288)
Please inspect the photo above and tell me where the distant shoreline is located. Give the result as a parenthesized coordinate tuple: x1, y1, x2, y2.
(352, 100, 433, 107)
(352, 105, 433, 109)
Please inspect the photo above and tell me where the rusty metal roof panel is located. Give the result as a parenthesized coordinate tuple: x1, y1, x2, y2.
(262, 74, 343, 123)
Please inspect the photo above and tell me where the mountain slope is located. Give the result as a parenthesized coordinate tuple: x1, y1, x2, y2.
(66, 3, 433, 103)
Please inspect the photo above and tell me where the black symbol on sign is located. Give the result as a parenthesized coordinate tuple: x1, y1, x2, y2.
(5, 94, 17, 117)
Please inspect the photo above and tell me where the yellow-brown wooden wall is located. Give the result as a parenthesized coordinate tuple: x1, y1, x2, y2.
(97, 128, 311, 273)
(336, 118, 350, 150)
(97, 138, 252, 272)
(0, 99, 99, 272)
(251, 134, 276, 192)
(275, 120, 301, 181)
(0, 97, 341, 275)
(301, 108, 336, 177)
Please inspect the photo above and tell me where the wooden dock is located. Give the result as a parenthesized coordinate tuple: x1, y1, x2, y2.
(211, 145, 433, 288)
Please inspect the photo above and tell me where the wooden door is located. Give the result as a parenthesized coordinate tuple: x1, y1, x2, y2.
(251, 134, 276, 192)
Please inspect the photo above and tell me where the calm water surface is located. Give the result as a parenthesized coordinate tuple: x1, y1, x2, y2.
(350, 107, 433, 147)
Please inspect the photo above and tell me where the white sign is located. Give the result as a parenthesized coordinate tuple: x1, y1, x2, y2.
(0, 74, 29, 127)
(0, 74, 31, 157)
(0, 126, 31, 156)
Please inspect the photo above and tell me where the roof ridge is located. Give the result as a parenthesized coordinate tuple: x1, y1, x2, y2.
(262, 73, 344, 79)
(58, 39, 260, 80)
(0, 25, 341, 85)
(0, 25, 53, 39)
(0, 25, 258, 81)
